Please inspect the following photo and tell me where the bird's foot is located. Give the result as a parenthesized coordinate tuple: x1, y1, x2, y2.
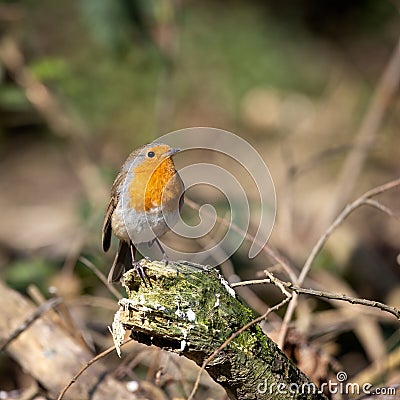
(132, 260, 152, 288)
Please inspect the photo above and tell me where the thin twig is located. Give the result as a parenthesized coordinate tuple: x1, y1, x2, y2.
(184, 197, 297, 282)
(231, 278, 271, 287)
(79, 256, 122, 300)
(363, 198, 400, 218)
(233, 274, 400, 320)
(287, 283, 400, 319)
(154, 2, 180, 134)
(48, 288, 94, 352)
(353, 346, 400, 387)
(0, 297, 62, 351)
(263, 277, 400, 320)
(27, 284, 91, 352)
(57, 338, 133, 400)
(291, 144, 352, 178)
(0, 35, 108, 207)
(264, 271, 291, 297)
(300, 178, 400, 290)
(187, 297, 291, 400)
(324, 34, 400, 224)
(279, 137, 296, 259)
(278, 178, 400, 347)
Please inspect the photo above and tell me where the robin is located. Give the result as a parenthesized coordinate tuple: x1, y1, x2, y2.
(102, 142, 184, 283)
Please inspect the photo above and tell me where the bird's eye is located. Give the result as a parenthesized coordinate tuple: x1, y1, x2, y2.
(147, 151, 155, 158)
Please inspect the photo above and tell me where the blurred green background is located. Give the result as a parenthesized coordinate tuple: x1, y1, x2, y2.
(1, 0, 400, 396)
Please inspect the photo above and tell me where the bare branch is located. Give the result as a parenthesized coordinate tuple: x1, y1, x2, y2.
(234, 273, 400, 320)
(0, 35, 108, 206)
(363, 199, 400, 218)
(79, 256, 122, 300)
(57, 339, 133, 400)
(324, 34, 400, 224)
(279, 177, 400, 347)
(185, 197, 297, 282)
(284, 283, 400, 320)
(299, 177, 400, 287)
(231, 278, 271, 288)
(0, 298, 62, 351)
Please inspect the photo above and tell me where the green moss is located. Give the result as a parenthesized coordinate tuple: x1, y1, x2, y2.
(117, 260, 326, 399)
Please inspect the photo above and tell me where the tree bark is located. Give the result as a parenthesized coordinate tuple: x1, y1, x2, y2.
(113, 260, 328, 400)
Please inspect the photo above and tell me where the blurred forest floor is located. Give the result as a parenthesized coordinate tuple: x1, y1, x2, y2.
(1, 1, 400, 399)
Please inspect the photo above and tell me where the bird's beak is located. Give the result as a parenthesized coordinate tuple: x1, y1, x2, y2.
(166, 147, 180, 157)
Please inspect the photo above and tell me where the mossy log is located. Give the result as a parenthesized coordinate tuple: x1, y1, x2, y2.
(112, 260, 327, 400)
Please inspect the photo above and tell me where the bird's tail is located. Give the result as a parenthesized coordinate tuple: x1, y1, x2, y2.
(108, 241, 135, 283)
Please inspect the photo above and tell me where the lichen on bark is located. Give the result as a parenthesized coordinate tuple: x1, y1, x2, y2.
(112, 260, 327, 400)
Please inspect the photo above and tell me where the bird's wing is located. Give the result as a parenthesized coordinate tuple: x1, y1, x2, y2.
(102, 171, 126, 252)
(177, 173, 185, 212)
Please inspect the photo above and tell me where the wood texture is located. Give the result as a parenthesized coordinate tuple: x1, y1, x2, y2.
(0, 281, 145, 400)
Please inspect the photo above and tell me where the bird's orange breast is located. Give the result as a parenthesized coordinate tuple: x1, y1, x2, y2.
(128, 158, 179, 212)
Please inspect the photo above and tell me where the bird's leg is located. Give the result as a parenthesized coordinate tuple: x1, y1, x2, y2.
(129, 242, 152, 288)
(149, 237, 170, 265)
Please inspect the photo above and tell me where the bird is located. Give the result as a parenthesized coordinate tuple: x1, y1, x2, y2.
(102, 142, 184, 283)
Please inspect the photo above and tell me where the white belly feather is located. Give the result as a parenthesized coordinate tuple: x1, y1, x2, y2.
(111, 201, 179, 244)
